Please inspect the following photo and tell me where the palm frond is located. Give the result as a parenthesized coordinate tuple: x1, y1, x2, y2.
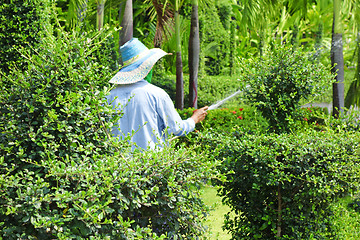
(152, 0, 175, 46)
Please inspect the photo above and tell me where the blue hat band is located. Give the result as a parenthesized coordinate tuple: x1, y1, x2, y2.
(120, 38, 148, 63)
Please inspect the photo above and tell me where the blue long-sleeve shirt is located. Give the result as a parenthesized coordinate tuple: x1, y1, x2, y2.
(107, 80, 195, 150)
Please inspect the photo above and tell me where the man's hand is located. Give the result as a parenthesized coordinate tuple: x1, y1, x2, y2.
(191, 106, 209, 124)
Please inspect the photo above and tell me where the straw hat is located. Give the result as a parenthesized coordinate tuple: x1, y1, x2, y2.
(109, 38, 168, 84)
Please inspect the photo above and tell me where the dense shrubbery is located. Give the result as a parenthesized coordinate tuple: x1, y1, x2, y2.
(199, 2, 231, 75)
(178, 106, 268, 134)
(0, 0, 51, 74)
(173, 44, 360, 239)
(153, 73, 242, 109)
(213, 129, 360, 239)
(241, 44, 334, 133)
(0, 26, 216, 239)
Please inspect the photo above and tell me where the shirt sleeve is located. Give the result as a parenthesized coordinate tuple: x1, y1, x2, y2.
(157, 91, 196, 137)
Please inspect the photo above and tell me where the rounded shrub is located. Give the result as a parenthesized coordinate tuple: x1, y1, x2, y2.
(214, 129, 360, 239)
(241, 44, 335, 133)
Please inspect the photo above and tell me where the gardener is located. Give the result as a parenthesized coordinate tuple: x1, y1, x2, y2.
(107, 38, 208, 151)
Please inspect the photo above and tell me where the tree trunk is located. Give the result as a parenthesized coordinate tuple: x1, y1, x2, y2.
(119, 0, 133, 46)
(176, 52, 184, 110)
(175, 1, 184, 110)
(345, 32, 360, 108)
(331, 0, 344, 117)
(258, 30, 264, 57)
(188, 0, 199, 108)
(96, 0, 106, 31)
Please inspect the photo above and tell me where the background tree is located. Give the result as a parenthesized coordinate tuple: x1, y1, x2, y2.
(188, 0, 200, 108)
(345, 32, 360, 108)
(174, 0, 184, 109)
(96, 0, 107, 30)
(345, 0, 360, 108)
(331, 0, 345, 117)
(119, 0, 133, 46)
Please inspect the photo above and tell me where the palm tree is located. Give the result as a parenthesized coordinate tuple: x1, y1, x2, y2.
(188, 0, 199, 108)
(331, 0, 345, 117)
(174, 0, 184, 109)
(313, 0, 333, 58)
(145, 0, 174, 47)
(63, 0, 88, 29)
(119, 0, 133, 46)
(96, 0, 107, 31)
(345, 0, 360, 109)
(60, 0, 124, 31)
(233, 0, 290, 55)
(345, 32, 360, 109)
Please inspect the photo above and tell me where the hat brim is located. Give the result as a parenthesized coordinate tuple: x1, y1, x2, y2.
(109, 48, 167, 84)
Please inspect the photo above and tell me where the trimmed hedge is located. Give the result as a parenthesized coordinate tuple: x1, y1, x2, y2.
(178, 106, 268, 134)
(0, 0, 51, 74)
(213, 129, 360, 239)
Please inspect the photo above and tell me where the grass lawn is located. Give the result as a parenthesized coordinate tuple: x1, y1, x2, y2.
(202, 186, 232, 240)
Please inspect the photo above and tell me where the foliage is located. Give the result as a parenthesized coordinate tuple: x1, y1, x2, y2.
(54, 1, 120, 72)
(199, 2, 231, 75)
(93, 34, 120, 72)
(0, 0, 51, 74)
(241, 44, 335, 133)
(296, 106, 329, 131)
(193, 75, 242, 108)
(330, 195, 360, 239)
(348, 195, 360, 213)
(152, 73, 242, 109)
(0, 25, 215, 239)
(213, 129, 360, 239)
(311, 68, 355, 104)
(152, 60, 177, 101)
(177, 106, 268, 134)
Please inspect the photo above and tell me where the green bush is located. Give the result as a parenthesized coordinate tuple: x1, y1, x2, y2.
(93, 36, 120, 72)
(241, 44, 335, 133)
(0, 26, 216, 239)
(152, 62, 177, 101)
(177, 106, 268, 134)
(199, 3, 231, 75)
(194, 75, 243, 108)
(0, 0, 51, 74)
(214, 129, 360, 239)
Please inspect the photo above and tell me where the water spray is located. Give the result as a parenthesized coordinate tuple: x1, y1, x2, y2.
(207, 90, 243, 110)
(169, 85, 248, 142)
(207, 85, 249, 111)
